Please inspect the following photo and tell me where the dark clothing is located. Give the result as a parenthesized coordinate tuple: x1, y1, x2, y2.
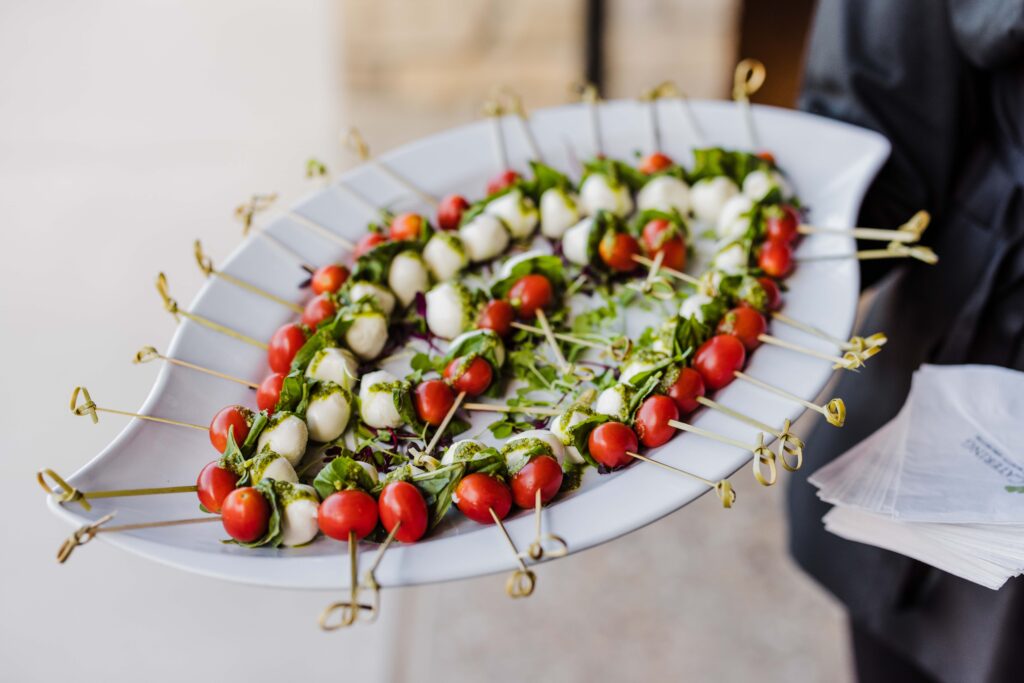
(788, 1, 1024, 682)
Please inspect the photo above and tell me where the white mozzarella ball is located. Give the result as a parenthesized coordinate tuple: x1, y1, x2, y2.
(359, 370, 403, 429)
(448, 329, 506, 367)
(305, 385, 352, 442)
(501, 429, 565, 473)
(742, 169, 792, 202)
(344, 311, 388, 360)
(459, 214, 510, 262)
(712, 243, 749, 274)
(539, 187, 580, 238)
(279, 484, 320, 547)
(620, 352, 667, 385)
(356, 460, 379, 485)
(637, 175, 691, 214)
(716, 195, 754, 240)
(256, 413, 309, 467)
(425, 282, 470, 340)
(594, 385, 631, 422)
(579, 174, 634, 217)
(550, 407, 591, 464)
(678, 292, 715, 323)
(423, 232, 468, 281)
(484, 189, 539, 239)
(690, 176, 739, 225)
(252, 452, 299, 484)
(440, 439, 488, 466)
(306, 346, 359, 390)
(562, 217, 595, 266)
(387, 251, 430, 308)
(348, 281, 396, 317)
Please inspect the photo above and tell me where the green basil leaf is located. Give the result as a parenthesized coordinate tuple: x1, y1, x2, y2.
(411, 462, 466, 528)
(313, 455, 377, 499)
(489, 253, 566, 299)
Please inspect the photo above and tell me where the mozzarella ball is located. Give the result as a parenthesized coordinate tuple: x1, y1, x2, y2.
(356, 460, 379, 485)
(459, 213, 510, 262)
(359, 370, 404, 429)
(251, 451, 299, 484)
(715, 194, 753, 241)
(595, 385, 632, 422)
(540, 187, 580, 238)
(423, 232, 468, 281)
(562, 217, 595, 266)
(305, 384, 352, 442)
(485, 189, 539, 239)
(690, 176, 739, 225)
(306, 346, 359, 390)
(620, 351, 668, 385)
(742, 169, 792, 202)
(256, 412, 309, 467)
(448, 329, 506, 368)
(348, 281, 396, 317)
(425, 282, 471, 340)
(712, 242, 749, 274)
(387, 251, 429, 308)
(279, 483, 320, 547)
(637, 175, 691, 215)
(678, 292, 715, 323)
(440, 439, 488, 466)
(579, 174, 634, 217)
(501, 429, 566, 473)
(550, 405, 592, 464)
(344, 311, 388, 360)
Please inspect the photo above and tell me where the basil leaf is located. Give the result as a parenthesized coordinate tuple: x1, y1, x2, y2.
(443, 329, 506, 372)
(411, 462, 466, 528)
(568, 413, 612, 468)
(313, 455, 377, 499)
(218, 429, 249, 484)
(240, 411, 268, 456)
(688, 147, 771, 184)
(526, 161, 572, 199)
(275, 370, 311, 417)
(490, 253, 566, 299)
(581, 158, 646, 191)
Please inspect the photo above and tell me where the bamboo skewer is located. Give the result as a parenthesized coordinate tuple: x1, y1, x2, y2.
(500, 88, 543, 163)
(799, 241, 938, 265)
(625, 452, 736, 508)
(319, 530, 372, 630)
(37, 469, 197, 512)
(535, 309, 595, 381)
(695, 397, 804, 472)
(133, 346, 259, 389)
(70, 386, 206, 431)
(733, 370, 846, 427)
(414, 391, 467, 464)
(193, 240, 303, 314)
(463, 403, 562, 417)
(56, 512, 219, 563)
(156, 273, 268, 350)
(667, 420, 777, 486)
(632, 253, 702, 288)
(757, 333, 871, 370)
(236, 195, 315, 273)
(510, 322, 632, 362)
(483, 99, 510, 176)
(522, 489, 568, 561)
(344, 127, 438, 207)
(574, 82, 603, 157)
(797, 210, 930, 243)
(732, 58, 766, 151)
(771, 311, 887, 354)
(490, 508, 536, 598)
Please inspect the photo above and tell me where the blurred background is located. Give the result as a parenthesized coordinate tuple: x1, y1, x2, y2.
(0, 1, 851, 681)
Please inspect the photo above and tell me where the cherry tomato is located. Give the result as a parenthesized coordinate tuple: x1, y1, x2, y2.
(666, 367, 705, 415)
(507, 274, 552, 319)
(454, 473, 512, 524)
(758, 239, 794, 278)
(638, 151, 674, 175)
(717, 306, 767, 351)
(301, 294, 337, 329)
(443, 356, 493, 397)
(196, 461, 238, 513)
(511, 455, 564, 508)
(758, 276, 783, 311)
(641, 218, 687, 271)
(414, 379, 456, 426)
(318, 489, 378, 541)
(437, 194, 469, 231)
(209, 405, 253, 453)
(477, 299, 515, 336)
(765, 205, 800, 244)
(256, 372, 285, 413)
(354, 232, 387, 258)
(389, 212, 424, 241)
(378, 481, 429, 543)
(268, 323, 307, 373)
(221, 486, 270, 543)
(588, 421, 639, 469)
(311, 264, 349, 295)
(634, 395, 679, 448)
(694, 334, 747, 391)
(599, 231, 640, 273)
(757, 151, 777, 165)
(486, 169, 520, 196)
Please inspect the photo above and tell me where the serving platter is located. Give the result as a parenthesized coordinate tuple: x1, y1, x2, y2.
(47, 97, 889, 589)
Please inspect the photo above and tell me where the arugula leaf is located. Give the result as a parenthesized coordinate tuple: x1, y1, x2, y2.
(313, 455, 378, 499)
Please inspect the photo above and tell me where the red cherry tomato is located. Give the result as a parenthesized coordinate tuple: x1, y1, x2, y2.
(354, 233, 387, 258)
(378, 481, 429, 543)
(256, 372, 285, 413)
(301, 294, 337, 329)
(437, 194, 469, 231)
(587, 421, 639, 469)
(765, 205, 800, 244)
(511, 455, 564, 508)
(318, 489, 379, 541)
(641, 218, 687, 271)
(389, 212, 424, 241)
(443, 356, 493, 397)
(311, 264, 349, 295)
(196, 461, 238, 513)
(414, 379, 456, 426)
(758, 276, 783, 311)
(717, 306, 767, 351)
(209, 405, 253, 453)
(268, 323, 307, 374)
(221, 486, 270, 543)
(757, 151, 777, 165)
(486, 169, 520, 196)
(477, 299, 515, 336)
(694, 334, 747, 391)
(758, 240, 794, 278)
(507, 274, 553, 319)
(666, 367, 705, 415)
(454, 473, 512, 524)
(599, 231, 640, 273)
(638, 151, 674, 175)
(634, 395, 679, 448)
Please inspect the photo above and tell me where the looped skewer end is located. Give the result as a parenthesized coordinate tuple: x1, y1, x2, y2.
(526, 534, 569, 562)
(776, 420, 804, 472)
(155, 272, 179, 317)
(133, 345, 160, 364)
(481, 97, 505, 118)
(714, 480, 736, 508)
(733, 58, 766, 101)
(900, 210, 931, 241)
(56, 513, 115, 563)
(342, 126, 371, 162)
(37, 469, 89, 510)
(608, 336, 633, 362)
(506, 568, 537, 598)
(233, 193, 278, 235)
(70, 386, 99, 424)
(571, 81, 600, 104)
(848, 333, 888, 353)
(193, 240, 215, 277)
(825, 398, 847, 427)
(751, 433, 778, 487)
(306, 158, 329, 181)
(318, 599, 374, 631)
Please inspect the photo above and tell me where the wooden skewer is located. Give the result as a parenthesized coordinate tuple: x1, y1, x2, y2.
(193, 240, 303, 314)
(156, 273, 268, 350)
(489, 508, 536, 599)
(732, 58, 766, 151)
(632, 253, 702, 288)
(667, 420, 777, 486)
(511, 322, 632, 362)
(285, 210, 356, 251)
(733, 370, 846, 427)
(757, 333, 867, 370)
(133, 345, 258, 389)
(535, 309, 595, 381)
(638, 86, 663, 156)
(523, 489, 568, 561)
(236, 197, 316, 273)
(37, 469, 197, 512)
(344, 127, 438, 207)
(483, 98, 510, 176)
(695, 397, 804, 472)
(771, 311, 887, 353)
(463, 403, 561, 417)
(355, 522, 401, 625)
(417, 391, 467, 461)
(56, 512, 219, 563)
(647, 80, 707, 147)
(797, 210, 930, 243)
(625, 451, 736, 508)
(70, 386, 206, 431)
(500, 87, 543, 163)
(799, 242, 938, 265)
(319, 530, 373, 630)
(574, 82, 603, 157)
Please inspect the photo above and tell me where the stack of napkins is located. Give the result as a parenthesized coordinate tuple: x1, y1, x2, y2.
(809, 364, 1024, 589)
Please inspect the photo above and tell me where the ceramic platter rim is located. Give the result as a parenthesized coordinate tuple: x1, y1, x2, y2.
(49, 99, 890, 589)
